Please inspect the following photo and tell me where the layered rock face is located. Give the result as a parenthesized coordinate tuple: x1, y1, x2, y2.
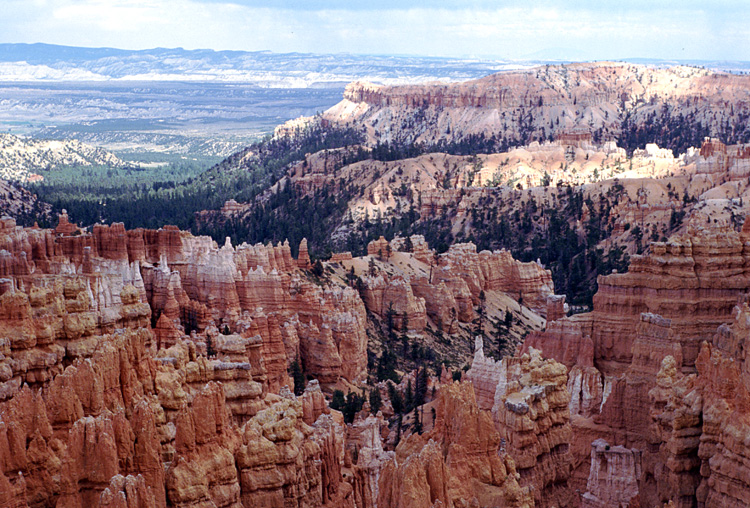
(325, 62, 750, 148)
(358, 235, 557, 335)
(529, 219, 750, 398)
(0, 216, 365, 508)
(0, 216, 368, 389)
(647, 304, 750, 508)
(591, 220, 750, 372)
(347, 413, 393, 508)
(0, 328, 164, 508)
(360, 272, 427, 333)
(581, 439, 641, 508)
(465, 338, 573, 507)
(376, 381, 533, 508)
(523, 218, 750, 507)
(165, 382, 353, 508)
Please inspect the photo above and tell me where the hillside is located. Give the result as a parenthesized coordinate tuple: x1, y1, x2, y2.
(197, 129, 749, 306)
(0, 178, 50, 219)
(323, 62, 750, 154)
(0, 132, 125, 182)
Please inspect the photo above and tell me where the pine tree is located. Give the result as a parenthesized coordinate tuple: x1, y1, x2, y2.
(369, 387, 382, 415)
(311, 259, 324, 276)
(415, 366, 428, 407)
(504, 310, 513, 328)
(405, 379, 414, 412)
(401, 311, 409, 333)
(290, 358, 305, 396)
(403, 236, 413, 252)
(331, 390, 346, 411)
(413, 405, 422, 434)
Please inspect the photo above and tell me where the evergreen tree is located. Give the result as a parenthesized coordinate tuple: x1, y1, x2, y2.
(343, 391, 364, 424)
(290, 358, 305, 396)
(311, 259, 324, 276)
(413, 405, 423, 434)
(401, 312, 409, 333)
(369, 387, 382, 415)
(346, 266, 356, 286)
(415, 367, 428, 407)
(331, 390, 346, 411)
(405, 379, 414, 411)
(388, 382, 404, 415)
(403, 236, 413, 252)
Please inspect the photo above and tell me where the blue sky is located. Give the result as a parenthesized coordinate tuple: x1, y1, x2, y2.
(2, 0, 748, 60)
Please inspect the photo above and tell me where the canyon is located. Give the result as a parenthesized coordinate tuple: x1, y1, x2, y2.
(5, 205, 750, 507)
(5, 61, 750, 507)
(0, 210, 559, 507)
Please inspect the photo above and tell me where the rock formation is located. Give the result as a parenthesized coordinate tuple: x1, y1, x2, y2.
(325, 63, 750, 150)
(376, 381, 533, 508)
(581, 439, 641, 508)
(520, 217, 750, 506)
(0, 216, 366, 508)
(646, 304, 750, 508)
(357, 235, 557, 337)
(465, 338, 573, 507)
(6, 203, 750, 507)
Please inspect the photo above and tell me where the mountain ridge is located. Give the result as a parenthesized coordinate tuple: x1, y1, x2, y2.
(1, 43, 748, 87)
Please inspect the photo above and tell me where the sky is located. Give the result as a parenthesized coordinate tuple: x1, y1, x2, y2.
(2, 0, 749, 61)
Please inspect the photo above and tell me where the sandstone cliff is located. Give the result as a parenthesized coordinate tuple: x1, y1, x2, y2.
(324, 63, 750, 149)
(521, 217, 750, 506)
(0, 215, 365, 507)
(465, 338, 573, 507)
(377, 381, 533, 508)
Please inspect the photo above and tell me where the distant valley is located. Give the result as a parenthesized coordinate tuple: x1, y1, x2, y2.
(2, 44, 748, 161)
(0, 43, 530, 86)
(0, 82, 343, 158)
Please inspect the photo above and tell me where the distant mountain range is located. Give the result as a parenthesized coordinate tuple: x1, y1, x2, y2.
(1, 43, 747, 88)
(0, 43, 531, 87)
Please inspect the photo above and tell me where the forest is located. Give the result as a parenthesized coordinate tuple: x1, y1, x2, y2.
(22, 116, 703, 308)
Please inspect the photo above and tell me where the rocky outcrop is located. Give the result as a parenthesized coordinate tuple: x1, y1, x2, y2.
(359, 239, 558, 334)
(523, 316, 594, 370)
(592, 221, 750, 371)
(0, 217, 367, 508)
(98, 474, 157, 508)
(297, 238, 312, 270)
(523, 220, 750, 506)
(376, 381, 533, 508)
(366, 236, 391, 260)
(166, 382, 241, 508)
(348, 413, 393, 508)
(581, 439, 642, 508)
(0, 217, 368, 390)
(361, 273, 427, 333)
(466, 338, 573, 507)
(647, 304, 750, 508)
(478, 248, 555, 317)
(326, 63, 750, 150)
(235, 392, 352, 507)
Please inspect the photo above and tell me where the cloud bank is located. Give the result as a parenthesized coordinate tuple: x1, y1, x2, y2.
(1, 0, 748, 60)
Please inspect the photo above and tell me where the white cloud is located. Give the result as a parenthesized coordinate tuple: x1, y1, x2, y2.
(0, 0, 747, 60)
